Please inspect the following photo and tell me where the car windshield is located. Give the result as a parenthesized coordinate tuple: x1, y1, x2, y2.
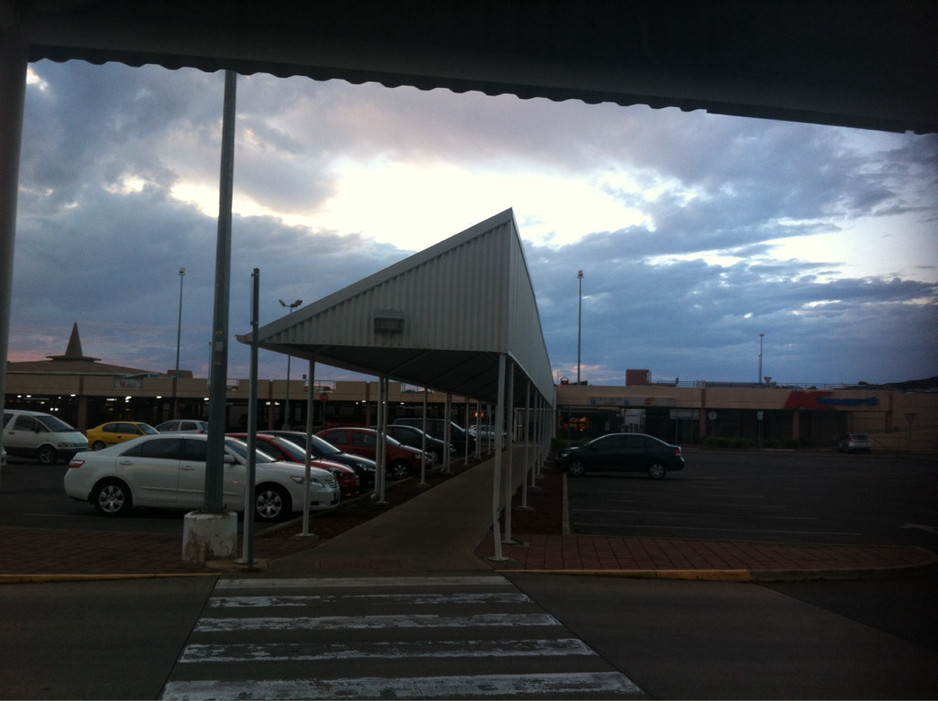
(35, 415, 77, 432)
(224, 437, 276, 463)
(283, 433, 342, 456)
(268, 437, 305, 461)
(142, 425, 159, 435)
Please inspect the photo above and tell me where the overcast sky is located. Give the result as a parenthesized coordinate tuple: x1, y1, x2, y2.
(9, 60, 938, 387)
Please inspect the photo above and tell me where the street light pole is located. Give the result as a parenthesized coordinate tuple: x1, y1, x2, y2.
(759, 333, 765, 385)
(577, 270, 583, 385)
(172, 267, 185, 418)
(279, 298, 302, 429)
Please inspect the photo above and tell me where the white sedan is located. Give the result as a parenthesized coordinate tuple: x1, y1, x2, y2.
(64, 433, 340, 521)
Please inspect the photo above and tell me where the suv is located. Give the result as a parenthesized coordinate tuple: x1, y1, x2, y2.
(392, 418, 475, 455)
(316, 427, 425, 480)
(2, 410, 89, 465)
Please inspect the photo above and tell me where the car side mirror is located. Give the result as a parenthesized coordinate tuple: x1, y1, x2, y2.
(224, 454, 235, 464)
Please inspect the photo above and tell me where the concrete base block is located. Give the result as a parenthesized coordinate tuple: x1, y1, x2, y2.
(182, 510, 238, 563)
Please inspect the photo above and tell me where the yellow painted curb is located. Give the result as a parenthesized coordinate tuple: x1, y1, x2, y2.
(0, 572, 219, 585)
(498, 568, 756, 581)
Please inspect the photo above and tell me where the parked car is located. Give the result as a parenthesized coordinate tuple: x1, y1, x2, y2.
(838, 433, 872, 453)
(154, 419, 209, 433)
(376, 424, 453, 465)
(392, 417, 475, 454)
(64, 433, 340, 521)
(557, 433, 684, 479)
(467, 424, 505, 442)
(2, 409, 89, 465)
(86, 421, 159, 450)
(316, 427, 426, 480)
(266, 430, 377, 490)
(227, 432, 360, 498)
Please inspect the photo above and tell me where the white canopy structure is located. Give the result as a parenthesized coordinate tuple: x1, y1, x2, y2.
(240, 209, 554, 555)
(240, 209, 555, 409)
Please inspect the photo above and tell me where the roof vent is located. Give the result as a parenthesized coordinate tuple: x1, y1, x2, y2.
(374, 310, 406, 334)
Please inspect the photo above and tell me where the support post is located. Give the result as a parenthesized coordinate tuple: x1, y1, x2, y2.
(488, 354, 507, 561)
(0, 28, 28, 488)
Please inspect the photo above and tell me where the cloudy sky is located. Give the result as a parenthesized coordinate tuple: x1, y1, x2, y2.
(9, 59, 938, 388)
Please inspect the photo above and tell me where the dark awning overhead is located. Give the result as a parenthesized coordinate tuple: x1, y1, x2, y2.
(13, 0, 937, 134)
(239, 210, 556, 405)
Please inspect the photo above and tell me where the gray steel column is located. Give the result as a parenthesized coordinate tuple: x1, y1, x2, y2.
(0, 29, 27, 480)
(241, 268, 259, 566)
(490, 353, 507, 560)
(502, 360, 515, 543)
(204, 70, 237, 512)
(302, 359, 315, 536)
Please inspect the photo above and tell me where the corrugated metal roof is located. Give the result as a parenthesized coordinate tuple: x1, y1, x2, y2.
(14, 0, 938, 134)
(240, 209, 554, 405)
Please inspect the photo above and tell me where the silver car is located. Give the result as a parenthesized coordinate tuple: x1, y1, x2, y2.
(64, 434, 339, 521)
(837, 433, 872, 453)
(154, 419, 209, 433)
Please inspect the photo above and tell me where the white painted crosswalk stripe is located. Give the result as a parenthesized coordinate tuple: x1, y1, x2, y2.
(163, 671, 643, 700)
(195, 612, 561, 632)
(162, 575, 647, 700)
(216, 575, 509, 590)
(210, 591, 531, 607)
(180, 637, 596, 663)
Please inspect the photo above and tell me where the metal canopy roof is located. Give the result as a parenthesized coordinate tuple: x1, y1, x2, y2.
(239, 210, 555, 406)
(12, 0, 937, 134)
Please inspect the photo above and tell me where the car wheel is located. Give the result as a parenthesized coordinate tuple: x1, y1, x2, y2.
(255, 484, 291, 522)
(389, 460, 410, 481)
(425, 450, 439, 465)
(568, 460, 586, 477)
(92, 440, 107, 450)
(647, 462, 667, 480)
(93, 479, 132, 516)
(37, 444, 57, 465)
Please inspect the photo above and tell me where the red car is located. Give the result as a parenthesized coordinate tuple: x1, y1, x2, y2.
(316, 427, 426, 481)
(227, 433, 360, 498)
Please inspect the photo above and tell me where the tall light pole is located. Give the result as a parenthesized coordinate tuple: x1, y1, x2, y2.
(577, 270, 584, 385)
(171, 267, 185, 418)
(279, 298, 302, 429)
(758, 333, 765, 384)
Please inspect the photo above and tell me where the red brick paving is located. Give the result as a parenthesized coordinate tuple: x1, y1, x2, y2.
(477, 533, 937, 579)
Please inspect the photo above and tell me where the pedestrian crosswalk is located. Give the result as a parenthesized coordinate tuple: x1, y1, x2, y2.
(161, 575, 646, 700)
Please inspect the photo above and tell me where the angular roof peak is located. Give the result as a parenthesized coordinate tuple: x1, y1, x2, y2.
(47, 323, 101, 362)
(244, 210, 554, 404)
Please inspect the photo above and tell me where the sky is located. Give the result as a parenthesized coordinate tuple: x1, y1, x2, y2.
(9, 59, 938, 388)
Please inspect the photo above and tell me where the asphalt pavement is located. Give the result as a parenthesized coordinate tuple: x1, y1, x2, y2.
(0, 450, 934, 583)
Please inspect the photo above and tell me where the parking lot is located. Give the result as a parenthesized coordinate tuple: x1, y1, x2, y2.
(565, 449, 938, 551)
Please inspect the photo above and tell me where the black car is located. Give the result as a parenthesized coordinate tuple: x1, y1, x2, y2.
(376, 424, 453, 465)
(392, 418, 475, 455)
(265, 430, 377, 489)
(557, 433, 684, 480)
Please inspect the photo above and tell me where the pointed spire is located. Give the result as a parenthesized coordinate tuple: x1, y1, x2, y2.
(48, 323, 100, 362)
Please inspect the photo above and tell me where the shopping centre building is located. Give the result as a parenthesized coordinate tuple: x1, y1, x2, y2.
(6, 326, 936, 453)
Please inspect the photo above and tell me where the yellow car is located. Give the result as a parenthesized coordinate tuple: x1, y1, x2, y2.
(85, 421, 158, 450)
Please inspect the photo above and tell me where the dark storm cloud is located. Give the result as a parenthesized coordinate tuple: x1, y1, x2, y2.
(10, 62, 938, 387)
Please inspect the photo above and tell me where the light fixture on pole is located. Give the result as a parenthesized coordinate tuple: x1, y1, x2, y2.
(577, 270, 584, 385)
(279, 298, 302, 429)
(172, 267, 185, 417)
(758, 333, 765, 384)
